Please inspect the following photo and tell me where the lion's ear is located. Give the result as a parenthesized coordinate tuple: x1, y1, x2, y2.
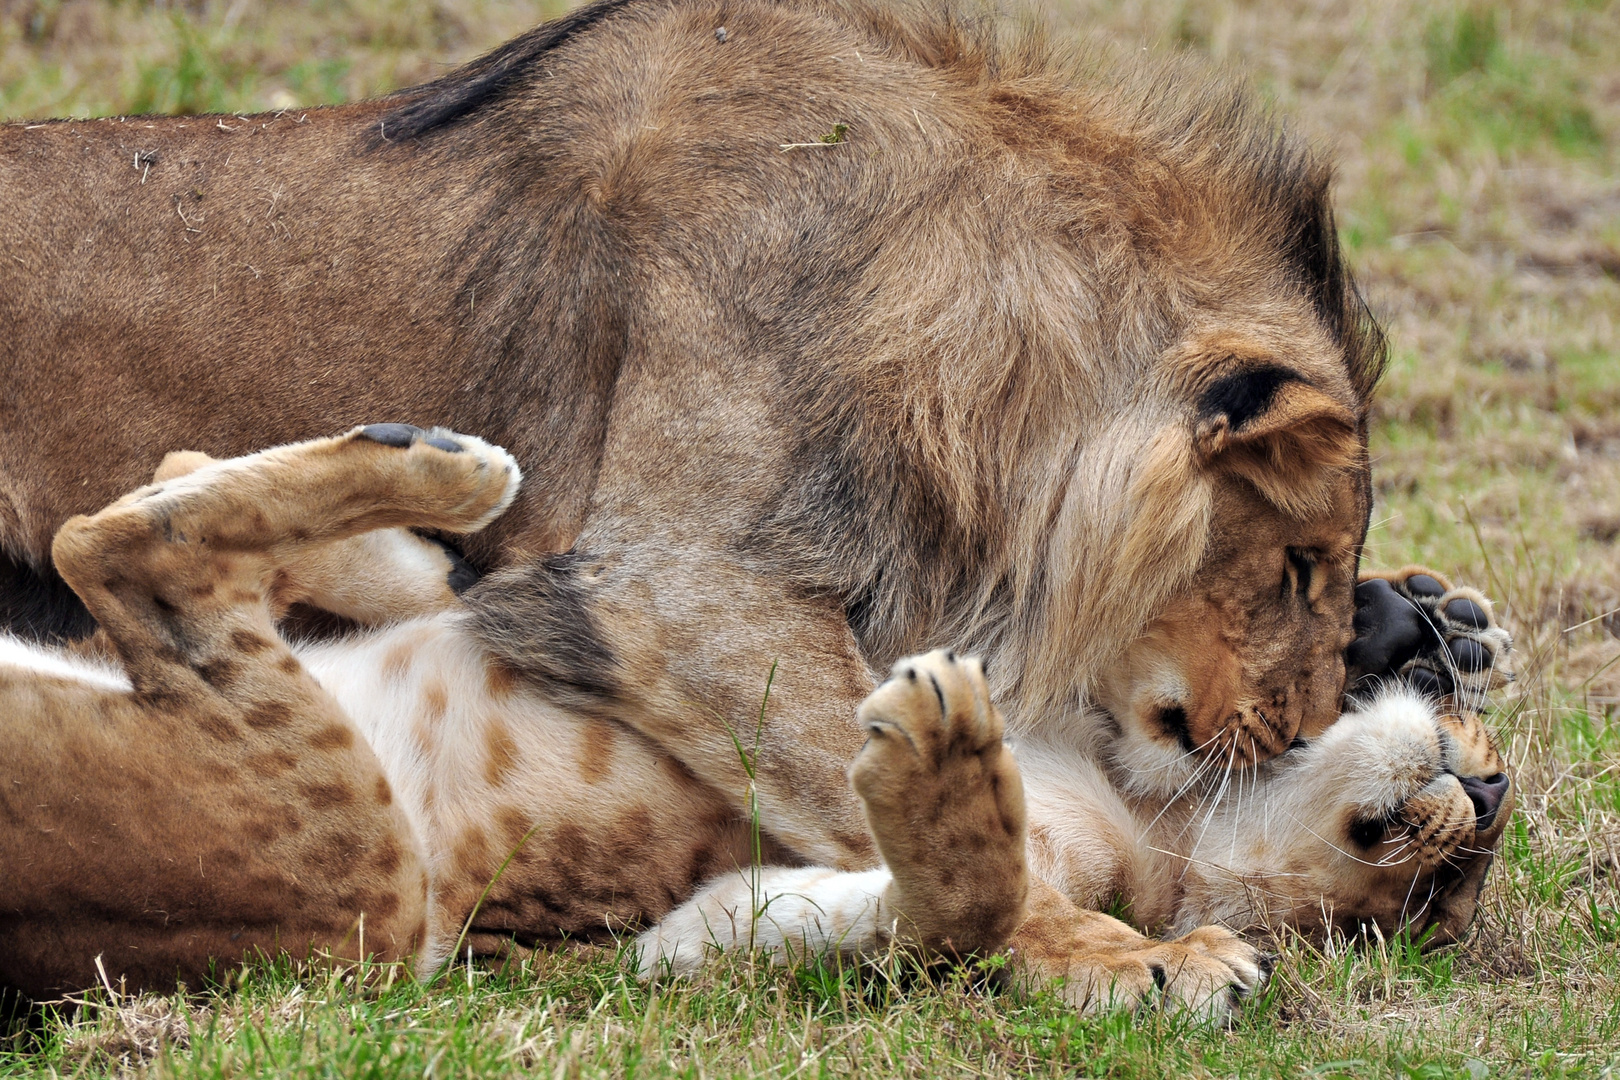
(1193, 364, 1359, 515)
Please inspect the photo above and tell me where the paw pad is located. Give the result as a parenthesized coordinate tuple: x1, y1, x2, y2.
(1404, 574, 1446, 599)
(358, 423, 424, 447)
(1443, 598, 1489, 629)
(357, 424, 471, 456)
(1347, 569, 1512, 708)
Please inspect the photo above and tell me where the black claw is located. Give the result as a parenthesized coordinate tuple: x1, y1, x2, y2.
(357, 423, 422, 447)
(424, 436, 464, 453)
(905, 668, 917, 682)
(1404, 574, 1446, 599)
(1444, 598, 1490, 630)
(945, 649, 957, 662)
(1150, 964, 1168, 992)
(1258, 953, 1278, 979)
(1448, 636, 1489, 673)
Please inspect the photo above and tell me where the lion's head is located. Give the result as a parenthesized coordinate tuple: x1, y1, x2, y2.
(1090, 324, 1377, 797)
(868, 63, 1389, 799)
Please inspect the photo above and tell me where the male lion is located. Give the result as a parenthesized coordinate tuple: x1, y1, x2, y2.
(0, 0, 1513, 1015)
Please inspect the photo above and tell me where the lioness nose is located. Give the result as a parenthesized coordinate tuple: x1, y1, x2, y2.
(1458, 772, 1510, 829)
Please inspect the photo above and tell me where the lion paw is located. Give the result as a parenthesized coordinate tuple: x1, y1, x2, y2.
(347, 424, 521, 534)
(1073, 929, 1264, 1020)
(850, 649, 1028, 957)
(1348, 567, 1512, 711)
(1014, 893, 1265, 1021)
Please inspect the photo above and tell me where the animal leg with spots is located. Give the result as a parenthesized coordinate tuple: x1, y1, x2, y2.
(145, 428, 490, 628)
(0, 426, 517, 998)
(640, 649, 1265, 1018)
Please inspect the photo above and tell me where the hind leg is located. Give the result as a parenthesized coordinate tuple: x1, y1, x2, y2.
(146, 429, 484, 628)
(0, 426, 519, 997)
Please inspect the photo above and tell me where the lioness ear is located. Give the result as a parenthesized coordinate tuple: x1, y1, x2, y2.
(1193, 364, 1359, 515)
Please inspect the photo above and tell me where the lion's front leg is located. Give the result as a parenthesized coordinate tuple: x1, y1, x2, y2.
(638, 649, 1263, 1018)
(637, 650, 1028, 975)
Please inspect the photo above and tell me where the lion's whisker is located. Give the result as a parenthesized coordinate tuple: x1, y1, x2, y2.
(1190, 741, 1237, 855)
(1142, 749, 1222, 835)
(1398, 860, 1428, 928)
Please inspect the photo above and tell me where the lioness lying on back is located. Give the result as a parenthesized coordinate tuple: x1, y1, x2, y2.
(1, 426, 1512, 1018)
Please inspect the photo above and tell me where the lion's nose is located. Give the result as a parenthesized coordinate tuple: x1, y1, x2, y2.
(1458, 772, 1510, 829)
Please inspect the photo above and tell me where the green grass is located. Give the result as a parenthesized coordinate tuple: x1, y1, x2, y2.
(7, 941, 1616, 1078)
(3, 0, 1619, 1075)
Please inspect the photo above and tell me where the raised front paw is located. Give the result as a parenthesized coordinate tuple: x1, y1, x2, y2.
(1012, 887, 1264, 1021)
(850, 649, 1029, 957)
(1348, 566, 1512, 710)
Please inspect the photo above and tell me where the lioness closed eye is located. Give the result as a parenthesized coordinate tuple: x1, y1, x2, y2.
(0, 0, 1513, 1017)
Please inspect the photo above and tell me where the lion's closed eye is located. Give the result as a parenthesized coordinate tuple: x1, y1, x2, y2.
(1284, 548, 1315, 596)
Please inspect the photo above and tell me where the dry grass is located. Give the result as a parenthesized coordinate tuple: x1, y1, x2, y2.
(3, 0, 1618, 1076)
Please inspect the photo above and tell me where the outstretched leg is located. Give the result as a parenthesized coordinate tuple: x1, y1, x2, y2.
(0, 426, 519, 997)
